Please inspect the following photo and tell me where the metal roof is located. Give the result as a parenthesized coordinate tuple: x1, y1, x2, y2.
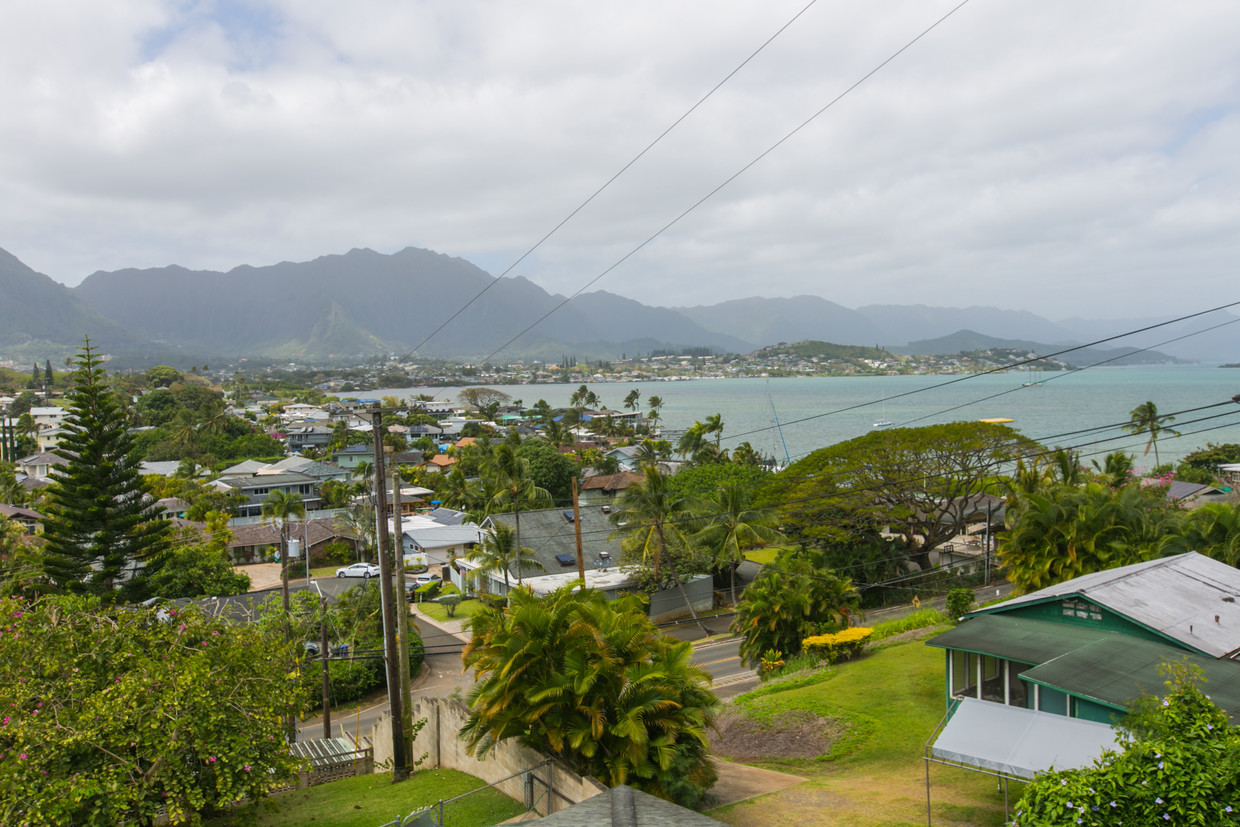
(975, 552, 1240, 659)
(1020, 636, 1240, 723)
(929, 698, 1119, 780)
(928, 615, 1115, 664)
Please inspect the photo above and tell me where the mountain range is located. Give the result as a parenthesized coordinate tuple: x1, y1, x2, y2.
(0, 245, 1232, 365)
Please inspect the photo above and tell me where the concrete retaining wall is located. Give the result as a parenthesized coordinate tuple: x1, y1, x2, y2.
(372, 696, 606, 816)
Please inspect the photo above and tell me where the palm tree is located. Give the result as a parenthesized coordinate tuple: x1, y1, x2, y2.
(1091, 451, 1136, 487)
(623, 389, 641, 413)
(646, 395, 664, 432)
(333, 504, 376, 562)
(1123, 401, 1181, 468)
(694, 484, 783, 605)
(466, 522, 544, 594)
(483, 443, 552, 563)
(676, 424, 707, 461)
(261, 490, 306, 613)
(701, 413, 724, 447)
(610, 466, 711, 636)
(1050, 448, 1086, 486)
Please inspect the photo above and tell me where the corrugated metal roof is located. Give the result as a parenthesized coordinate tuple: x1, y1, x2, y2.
(1020, 636, 1240, 722)
(976, 553, 1240, 659)
(928, 615, 1115, 664)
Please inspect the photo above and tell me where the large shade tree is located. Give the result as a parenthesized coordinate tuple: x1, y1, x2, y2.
(461, 587, 719, 807)
(41, 339, 172, 602)
(760, 422, 1038, 572)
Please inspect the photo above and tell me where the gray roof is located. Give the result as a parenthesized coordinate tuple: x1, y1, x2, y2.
(427, 507, 467, 525)
(218, 471, 319, 491)
(485, 505, 624, 578)
(1165, 480, 1227, 502)
(977, 552, 1240, 660)
(402, 523, 481, 551)
(218, 459, 269, 476)
(530, 785, 725, 826)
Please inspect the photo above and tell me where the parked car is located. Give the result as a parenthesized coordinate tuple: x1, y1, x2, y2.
(336, 563, 380, 579)
(407, 573, 442, 601)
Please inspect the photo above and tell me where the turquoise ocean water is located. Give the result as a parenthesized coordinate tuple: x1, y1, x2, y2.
(371, 365, 1240, 471)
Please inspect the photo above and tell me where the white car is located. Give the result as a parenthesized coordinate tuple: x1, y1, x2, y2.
(336, 563, 380, 579)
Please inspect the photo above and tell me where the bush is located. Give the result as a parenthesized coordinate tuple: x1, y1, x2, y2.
(869, 609, 948, 640)
(316, 540, 354, 567)
(945, 588, 974, 621)
(802, 627, 873, 664)
(478, 593, 507, 611)
(439, 594, 462, 617)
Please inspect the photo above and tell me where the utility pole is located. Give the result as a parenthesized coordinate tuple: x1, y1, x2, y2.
(313, 581, 331, 739)
(390, 463, 414, 769)
(572, 477, 585, 585)
(371, 405, 409, 782)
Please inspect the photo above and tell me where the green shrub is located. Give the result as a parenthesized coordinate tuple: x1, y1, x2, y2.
(802, 627, 873, 664)
(945, 588, 974, 621)
(439, 595, 463, 617)
(316, 540, 354, 567)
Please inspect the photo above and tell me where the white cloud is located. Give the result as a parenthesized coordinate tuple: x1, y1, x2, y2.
(1, 0, 1238, 321)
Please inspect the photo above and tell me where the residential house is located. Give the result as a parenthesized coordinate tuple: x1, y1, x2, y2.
(1163, 479, 1230, 506)
(425, 454, 456, 474)
(226, 517, 358, 565)
(17, 452, 69, 480)
(462, 506, 712, 622)
(212, 471, 322, 518)
(0, 504, 43, 535)
(332, 444, 376, 470)
(29, 406, 67, 431)
(578, 472, 643, 505)
(285, 424, 333, 453)
(928, 552, 1240, 724)
(391, 515, 481, 571)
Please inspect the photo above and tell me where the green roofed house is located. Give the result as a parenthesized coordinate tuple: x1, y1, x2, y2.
(923, 551, 1240, 801)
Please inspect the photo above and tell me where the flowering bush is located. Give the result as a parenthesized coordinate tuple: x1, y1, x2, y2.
(802, 627, 872, 664)
(1013, 662, 1240, 826)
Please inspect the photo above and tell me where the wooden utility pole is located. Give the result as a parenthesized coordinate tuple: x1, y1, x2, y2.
(321, 594, 331, 739)
(371, 405, 409, 781)
(572, 477, 585, 584)
(390, 465, 414, 768)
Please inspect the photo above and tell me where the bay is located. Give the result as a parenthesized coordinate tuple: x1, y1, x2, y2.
(369, 365, 1240, 471)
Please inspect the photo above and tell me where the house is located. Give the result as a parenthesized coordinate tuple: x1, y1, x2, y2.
(578, 472, 643, 505)
(285, 424, 333, 453)
(1163, 479, 1230, 506)
(29, 406, 67, 431)
(0, 504, 43, 535)
(225, 517, 359, 565)
(425, 454, 456, 474)
(928, 552, 1240, 724)
(924, 552, 1240, 791)
(391, 515, 481, 570)
(260, 457, 351, 484)
(463, 506, 713, 622)
(332, 444, 376, 470)
(212, 471, 322, 518)
(17, 452, 69, 480)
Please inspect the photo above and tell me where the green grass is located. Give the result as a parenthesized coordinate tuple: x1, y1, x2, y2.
(412, 596, 488, 623)
(204, 768, 525, 827)
(742, 547, 780, 565)
(709, 638, 1017, 827)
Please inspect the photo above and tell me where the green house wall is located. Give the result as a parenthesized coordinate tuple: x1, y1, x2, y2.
(990, 597, 1172, 646)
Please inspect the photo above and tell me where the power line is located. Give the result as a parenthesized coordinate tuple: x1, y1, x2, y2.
(408, 0, 824, 356)
(478, 0, 975, 362)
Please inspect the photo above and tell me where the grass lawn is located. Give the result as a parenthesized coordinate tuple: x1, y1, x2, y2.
(204, 768, 525, 827)
(708, 633, 1022, 827)
(412, 595, 487, 623)
(742, 547, 780, 565)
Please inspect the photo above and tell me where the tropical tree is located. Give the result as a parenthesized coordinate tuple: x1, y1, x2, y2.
(467, 521, 544, 592)
(761, 422, 1038, 572)
(261, 490, 305, 614)
(483, 442, 552, 557)
(460, 587, 719, 807)
(0, 594, 303, 826)
(701, 413, 724, 447)
(731, 552, 860, 667)
(1049, 448, 1086, 486)
(694, 483, 783, 604)
(1091, 450, 1136, 487)
(675, 423, 707, 461)
(1123, 400, 1181, 467)
(646, 395, 664, 431)
(1159, 501, 1240, 566)
(41, 339, 172, 602)
(609, 466, 711, 636)
(998, 482, 1178, 593)
(623, 388, 641, 413)
(146, 515, 250, 599)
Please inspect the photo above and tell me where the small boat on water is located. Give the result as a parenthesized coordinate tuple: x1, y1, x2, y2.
(872, 419, 894, 429)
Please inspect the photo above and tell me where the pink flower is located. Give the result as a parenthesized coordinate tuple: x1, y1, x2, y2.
(207, 756, 216, 763)
(201, 641, 208, 646)
(19, 753, 26, 760)
(244, 765, 252, 772)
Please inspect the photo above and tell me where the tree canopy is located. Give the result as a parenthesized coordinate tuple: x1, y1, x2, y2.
(461, 587, 719, 807)
(0, 594, 302, 826)
(760, 422, 1038, 571)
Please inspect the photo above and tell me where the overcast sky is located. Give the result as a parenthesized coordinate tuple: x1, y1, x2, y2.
(3, 1, 1238, 320)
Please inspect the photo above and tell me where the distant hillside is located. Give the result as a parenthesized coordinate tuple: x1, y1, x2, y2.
(72, 248, 750, 361)
(0, 247, 154, 363)
(676, 295, 882, 350)
(855, 304, 1078, 346)
(755, 340, 897, 363)
(893, 329, 1186, 366)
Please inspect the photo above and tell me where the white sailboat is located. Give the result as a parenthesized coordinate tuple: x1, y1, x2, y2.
(873, 398, 893, 429)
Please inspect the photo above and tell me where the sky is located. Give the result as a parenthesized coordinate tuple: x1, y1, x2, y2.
(3, 0, 1239, 321)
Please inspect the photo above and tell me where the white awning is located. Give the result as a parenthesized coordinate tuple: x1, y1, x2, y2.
(929, 699, 1119, 780)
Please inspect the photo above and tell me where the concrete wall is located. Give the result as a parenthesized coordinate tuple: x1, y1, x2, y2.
(372, 696, 607, 816)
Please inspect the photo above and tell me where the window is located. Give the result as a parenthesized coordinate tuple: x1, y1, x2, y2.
(981, 656, 1004, 703)
(951, 650, 977, 697)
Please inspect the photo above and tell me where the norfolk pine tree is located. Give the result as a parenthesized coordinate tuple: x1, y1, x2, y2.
(41, 339, 171, 602)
